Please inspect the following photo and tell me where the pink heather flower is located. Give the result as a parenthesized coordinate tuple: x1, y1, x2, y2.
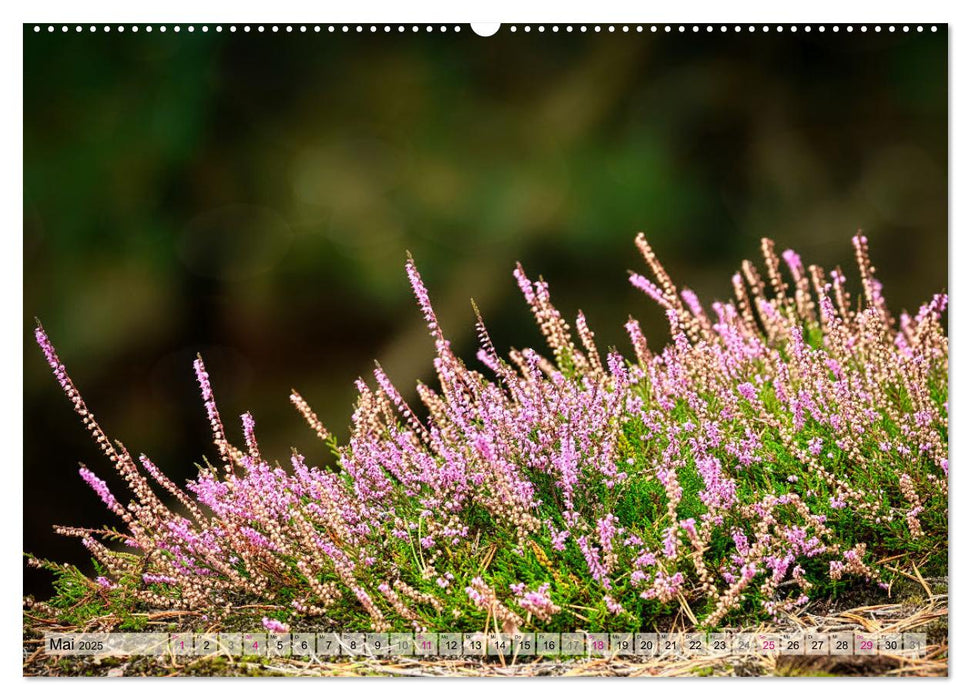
(604, 595, 624, 615)
(465, 578, 488, 607)
(515, 583, 560, 621)
(781, 249, 803, 275)
(241, 412, 259, 456)
(629, 273, 670, 307)
(662, 526, 679, 559)
(577, 535, 610, 588)
(679, 518, 697, 539)
(262, 617, 290, 633)
(95, 576, 117, 590)
(78, 466, 123, 514)
(737, 382, 758, 402)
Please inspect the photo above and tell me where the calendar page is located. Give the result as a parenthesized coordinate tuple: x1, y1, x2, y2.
(21, 7, 948, 682)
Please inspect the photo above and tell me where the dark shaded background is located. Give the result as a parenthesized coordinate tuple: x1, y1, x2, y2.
(24, 25, 947, 596)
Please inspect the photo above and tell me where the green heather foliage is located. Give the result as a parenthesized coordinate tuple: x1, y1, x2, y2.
(29, 234, 947, 633)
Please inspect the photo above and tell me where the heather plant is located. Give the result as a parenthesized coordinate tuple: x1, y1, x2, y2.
(27, 234, 948, 635)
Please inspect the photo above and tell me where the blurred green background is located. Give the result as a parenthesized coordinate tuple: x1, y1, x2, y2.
(24, 25, 947, 595)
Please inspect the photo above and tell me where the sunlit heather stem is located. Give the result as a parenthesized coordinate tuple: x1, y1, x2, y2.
(853, 232, 891, 330)
(406, 252, 445, 347)
(78, 466, 128, 519)
(193, 355, 235, 474)
(575, 311, 604, 377)
(138, 454, 206, 523)
(625, 316, 652, 366)
(761, 238, 789, 308)
(634, 233, 700, 339)
(35, 324, 125, 473)
(629, 272, 670, 307)
(830, 266, 851, 320)
(289, 390, 333, 444)
(471, 299, 517, 387)
(852, 232, 877, 308)
(679, 288, 712, 333)
(782, 249, 814, 322)
(807, 264, 828, 307)
(513, 263, 577, 366)
(34, 323, 163, 514)
(634, 232, 680, 309)
(241, 412, 260, 460)
(731, 272, 758, 334)
(373, 363, 430, 443)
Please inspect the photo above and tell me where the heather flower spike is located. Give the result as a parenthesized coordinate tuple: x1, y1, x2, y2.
(30, 235, 947, 633)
